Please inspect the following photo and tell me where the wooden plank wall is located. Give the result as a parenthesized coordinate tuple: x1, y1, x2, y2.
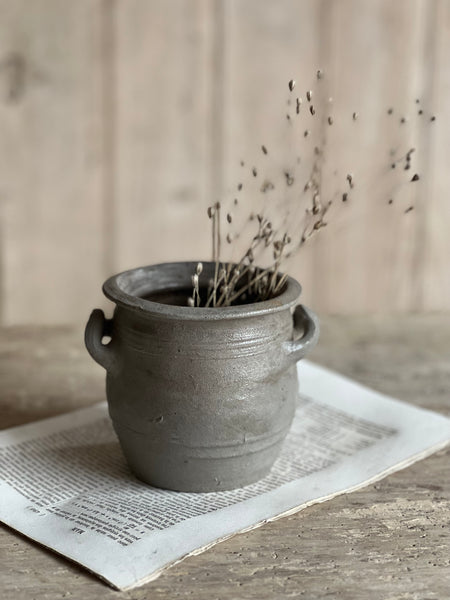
(0, 0, 106, 325)
(0, 0, 448, 325)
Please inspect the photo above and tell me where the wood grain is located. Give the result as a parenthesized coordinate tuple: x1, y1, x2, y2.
(0, 1, 106, 325)
(218, 0, 331, 309)
(421, 0, 450, 310)
(0, 316, 449, 598)
(313, 0, 433, 314)
(113, 0, 215, 273)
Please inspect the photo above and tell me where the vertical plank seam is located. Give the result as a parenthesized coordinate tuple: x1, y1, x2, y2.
(100, 0, 117, 277)
(210, 0, 226, 215)
(411, 0, 439, 310)
(312, 0, 339, 311)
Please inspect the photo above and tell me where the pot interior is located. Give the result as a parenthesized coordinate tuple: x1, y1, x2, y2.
(142, 286, 269, 307)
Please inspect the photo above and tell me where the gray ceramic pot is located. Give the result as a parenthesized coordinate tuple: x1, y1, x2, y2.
(85, 261, 319, 492)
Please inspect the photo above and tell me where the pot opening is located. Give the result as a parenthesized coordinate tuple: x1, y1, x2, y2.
(105, 262, 301, 317)
(142, 284, 286, 307)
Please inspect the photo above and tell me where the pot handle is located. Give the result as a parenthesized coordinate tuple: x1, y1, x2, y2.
(85, 309, 117, 373)
(283, 305, 320, 364)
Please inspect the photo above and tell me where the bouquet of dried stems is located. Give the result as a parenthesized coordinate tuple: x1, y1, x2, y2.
(188, 71, 435, 308)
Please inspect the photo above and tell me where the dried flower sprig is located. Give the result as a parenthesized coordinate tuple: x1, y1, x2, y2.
(189, 72, 433, 308)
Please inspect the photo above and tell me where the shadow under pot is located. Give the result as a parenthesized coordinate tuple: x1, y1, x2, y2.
(85, 261, 319, 492)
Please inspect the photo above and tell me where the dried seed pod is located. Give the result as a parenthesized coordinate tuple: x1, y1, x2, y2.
(309, 105, 316, 116)
(304, 129, 310, 137)
(273, 240, 282, 252)
(411, 174, 420, 182)
(306, 90, 312, 102)
(234, 198, 238, 205)
(312, 192, 321, 214)
(405, 206, 414, 213)
(418, 109, 423, 115)
(388, 199, 393, 205)
(342, 193, 348, 202)
(226, 233, 233, 244)
(316, 69, 323, 80)
(227, 213, 232, 224)
(328, 116, 333, 125)
(352, 112, 358, 120)
(284, 171, 294, 186)
(346, 173, 354, 188)
(296, 98, 301, 114)
(430, 115, 436, 122)
(261, 145, 268, 155)
(191, 274, 199, 287)
(260, 180, 275, 193)
(207, 206, 214, 218)
(196, 262, 203, 275)
(313, 220, 327, 231)
(237, 183, 243, 191)
(252, 167, 257, 177)
(288, 79, 295, 91)
(387, 108, 393, 115)
(187, 297, 195, 307)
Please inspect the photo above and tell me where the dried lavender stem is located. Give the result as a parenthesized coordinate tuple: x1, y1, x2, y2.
(212, 203, 222, 306)
(228, 268, 273, 304)
(198, 77, 423, 308)
(274, 272, 288, 294)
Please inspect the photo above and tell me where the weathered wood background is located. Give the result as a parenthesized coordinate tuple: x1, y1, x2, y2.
(0, 0, 448, 325)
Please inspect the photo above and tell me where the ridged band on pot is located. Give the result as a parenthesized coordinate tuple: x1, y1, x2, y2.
(85, 262, 319, 492)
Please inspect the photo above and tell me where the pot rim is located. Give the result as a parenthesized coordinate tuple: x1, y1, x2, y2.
(103, 261, 302, 321)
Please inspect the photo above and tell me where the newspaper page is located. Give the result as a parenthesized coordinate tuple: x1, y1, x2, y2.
(0, 360, 449, 590)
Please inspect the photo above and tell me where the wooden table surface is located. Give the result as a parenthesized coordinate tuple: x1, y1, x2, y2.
(1, 315, 449, 599)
